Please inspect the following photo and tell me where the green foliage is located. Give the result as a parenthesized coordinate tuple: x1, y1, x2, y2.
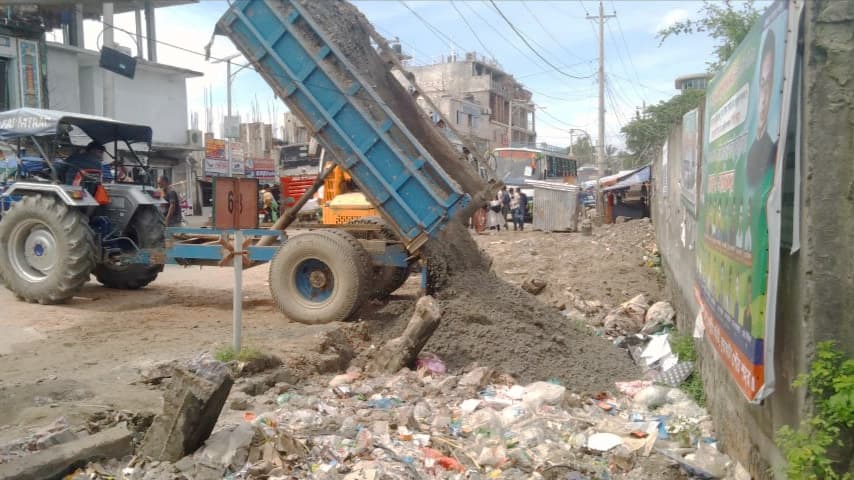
(776, 341, 854, 479)
(214, 345, 264, 363)
(670, 333, 706, 406)
(657, 0, 762, 71)
(621, 90, 705, 164)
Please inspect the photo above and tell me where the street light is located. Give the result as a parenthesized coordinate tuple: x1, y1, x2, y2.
(211, 53, 250, 123)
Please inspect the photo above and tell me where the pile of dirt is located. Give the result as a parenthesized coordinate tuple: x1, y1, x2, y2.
(358, 222, 640, 393)
(289, 0, 639, 392)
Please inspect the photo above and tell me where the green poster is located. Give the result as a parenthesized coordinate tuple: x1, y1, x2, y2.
(695, 0, 790, 401)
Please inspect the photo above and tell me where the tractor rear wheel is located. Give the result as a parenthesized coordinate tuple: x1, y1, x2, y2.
(268, 229, 370, 324)
(348, 216, 410, 299)
(0, 195, 96, 304)
(93, 206, 165, 289)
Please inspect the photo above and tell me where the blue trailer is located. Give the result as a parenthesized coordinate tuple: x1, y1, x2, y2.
(0, 0, 470, 325)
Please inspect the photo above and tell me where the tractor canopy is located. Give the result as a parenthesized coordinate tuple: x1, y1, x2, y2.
(0, 108, 152, 146)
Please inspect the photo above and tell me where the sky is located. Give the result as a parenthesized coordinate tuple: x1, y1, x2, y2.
(46, 1, 762, 150)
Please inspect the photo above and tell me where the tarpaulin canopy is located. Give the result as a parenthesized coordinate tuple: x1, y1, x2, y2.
(602, 164, 651, 192)
(0, 108, 152, 146)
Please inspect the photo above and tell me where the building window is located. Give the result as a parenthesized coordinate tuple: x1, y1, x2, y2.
(456, 110, 463, 126)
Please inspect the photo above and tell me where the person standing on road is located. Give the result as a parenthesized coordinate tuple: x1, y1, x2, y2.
(516, 189, 529, 231)
(500, 185, 511, 230)
(487, 193, 503, 232)
(509, 188, 521, 231)
(159, 176, 183, 227)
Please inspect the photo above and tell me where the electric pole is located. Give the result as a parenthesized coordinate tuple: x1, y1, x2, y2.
(587, 1, 615, 176)
(587, 1, 615, 216)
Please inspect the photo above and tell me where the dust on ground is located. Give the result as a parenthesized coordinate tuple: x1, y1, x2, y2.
(358, 220, 662, 393)
(0, 264, 349, 450)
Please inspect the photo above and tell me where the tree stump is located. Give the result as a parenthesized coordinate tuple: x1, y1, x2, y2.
(366, 296, 442, 374)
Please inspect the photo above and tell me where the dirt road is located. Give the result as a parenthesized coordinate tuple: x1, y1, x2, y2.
(0, 263, 348, 448)
(0, 219, 663, 458)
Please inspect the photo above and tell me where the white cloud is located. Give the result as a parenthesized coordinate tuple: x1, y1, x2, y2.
(655, 8, 690, 33)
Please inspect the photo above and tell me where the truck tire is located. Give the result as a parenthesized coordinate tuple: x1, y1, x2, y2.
(93, 206, 165, 289)
(348, 217, 410, 299)
(0, 195, 96, 304)
(268, 229, 370, 324)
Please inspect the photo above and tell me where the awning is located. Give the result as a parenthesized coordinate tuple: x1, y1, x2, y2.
(602, 165, 651, 192)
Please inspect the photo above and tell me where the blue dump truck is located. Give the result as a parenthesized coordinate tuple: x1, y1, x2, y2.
(0, 0, 486, 324)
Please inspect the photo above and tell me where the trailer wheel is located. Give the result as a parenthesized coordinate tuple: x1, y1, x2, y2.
(268, 230, 369, 324)
(93, 206, 165, 289)
(0, 195, 96, 304)
(348, 217, 410, 299)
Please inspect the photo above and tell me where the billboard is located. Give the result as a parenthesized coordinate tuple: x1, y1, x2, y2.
(248, 157, 277, 183)
(229, 142, 245, 176)
(695, 0, 793, 402)
(204, 139, 228, 176)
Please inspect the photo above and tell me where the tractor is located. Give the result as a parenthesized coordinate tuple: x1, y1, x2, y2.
(0, 108, 166, 304)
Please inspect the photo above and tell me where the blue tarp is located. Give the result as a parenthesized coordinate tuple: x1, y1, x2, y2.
(602, 164, 651, 192)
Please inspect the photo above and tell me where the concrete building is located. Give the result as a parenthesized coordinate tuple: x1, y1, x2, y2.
(674, 73, 713, 91)
(282, 111, 310, 145)
(404, 52, 535, 154)
(239, 121, 274, 159)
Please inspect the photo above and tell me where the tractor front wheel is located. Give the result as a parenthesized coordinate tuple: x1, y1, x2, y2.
(0, 195, 96, 304)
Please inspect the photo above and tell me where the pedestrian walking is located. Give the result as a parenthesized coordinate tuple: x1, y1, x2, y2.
(159, 176, 183, 227)
(500, 185, 511, 230)
(487, 194, 503, 232)
(515, 189, 528, 231)
(509, 188, 521, 231)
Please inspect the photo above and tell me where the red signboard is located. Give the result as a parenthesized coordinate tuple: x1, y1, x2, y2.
(213, 177, 259, 229)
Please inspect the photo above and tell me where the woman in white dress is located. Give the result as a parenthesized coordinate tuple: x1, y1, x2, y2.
(487, 194, 503, 231)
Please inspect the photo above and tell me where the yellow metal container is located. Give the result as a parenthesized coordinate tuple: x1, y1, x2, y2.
(322, 192, 378, 224)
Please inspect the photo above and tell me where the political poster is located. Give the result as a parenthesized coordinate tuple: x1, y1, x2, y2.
(204, 139, 228, 176)
(681, 109, 699, 214)
(694, 0, 791, 402)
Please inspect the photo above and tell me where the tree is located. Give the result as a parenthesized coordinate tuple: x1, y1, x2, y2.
(658, 0, 762, 71)
(568, 134, 595, 166)
(621, 89, 705, 165)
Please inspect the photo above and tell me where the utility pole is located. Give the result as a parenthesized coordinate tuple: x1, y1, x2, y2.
(587, 1, 615, 214)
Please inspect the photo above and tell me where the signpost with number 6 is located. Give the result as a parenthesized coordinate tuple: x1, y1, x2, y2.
(213, 177, 259, 352)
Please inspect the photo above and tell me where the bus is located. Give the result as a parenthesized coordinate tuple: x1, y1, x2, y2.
(577, 165, 600, 184)
(490, 147, 579, 186)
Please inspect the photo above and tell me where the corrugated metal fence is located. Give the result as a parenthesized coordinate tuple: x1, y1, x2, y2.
(525, 180, 580, 232)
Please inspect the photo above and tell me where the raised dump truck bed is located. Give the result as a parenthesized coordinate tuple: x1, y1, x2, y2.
(217, 0, 469, 252)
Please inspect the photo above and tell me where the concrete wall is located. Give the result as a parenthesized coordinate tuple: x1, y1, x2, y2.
(46, 44, 191, 145)
(651, 1, 854, 476)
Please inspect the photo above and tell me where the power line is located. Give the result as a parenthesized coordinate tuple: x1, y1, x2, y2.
(605, 21, 645, 103)
(520, 1, 588, 63)
(611, 1, 647, 97)
(488, 0, 594, 80)
(398, 1, 467, 54)
(450, 0, 499, 64)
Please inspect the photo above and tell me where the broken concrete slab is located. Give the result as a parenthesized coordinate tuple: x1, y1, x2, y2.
(0, 424, 132, 480)
(138, 355, 233, 462)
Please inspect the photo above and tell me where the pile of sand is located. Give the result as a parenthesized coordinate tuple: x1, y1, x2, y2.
(289, 0, 639, 391)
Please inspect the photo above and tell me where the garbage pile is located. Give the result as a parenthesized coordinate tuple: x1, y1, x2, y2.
(68, 355, 739, 480)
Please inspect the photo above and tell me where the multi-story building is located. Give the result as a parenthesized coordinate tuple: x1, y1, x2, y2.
(239, 122, 274, 159)
(0, 2, 204, 212)
(403, 52, 536, 154)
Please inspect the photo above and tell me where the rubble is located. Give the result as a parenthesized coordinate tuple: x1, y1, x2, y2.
(521, 278, 547, 295)
(642, 301, 676, 335)
(603, 294, 651, 336)
(74, 360, 733, 480)
(138, 354, 234, 462)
